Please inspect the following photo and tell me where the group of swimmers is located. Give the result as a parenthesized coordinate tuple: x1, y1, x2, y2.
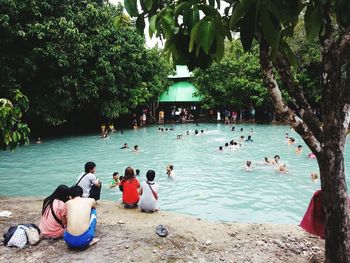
(218, 127, 318, 177)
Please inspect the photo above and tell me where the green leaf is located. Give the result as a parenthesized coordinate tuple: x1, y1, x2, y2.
(124, 0, 139, 17)
(149, 14, 158, 33)
(213, 33, 225, 61)
(279, 40, 298, 68)
(136, 14, 145, 34)
(260, 7, 281, 54)
(240, 4, 256, 52)
(189, 21, 201, 52)
(162, 12, 176, 37)
(183, 7, 200, 30)
(192, 6, 200, 26)
(175, 2, 192, 16)
(230, 0, 256, 29)
(304, 6, 322, 41)
(141, 0, 153, 11)
(198, 4, 221, 17)
(198, 20, 215, 54)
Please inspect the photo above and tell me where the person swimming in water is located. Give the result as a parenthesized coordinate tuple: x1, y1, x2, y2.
(276, 163, 288, 173)
(244, 161, 253, 171)
(121, 143, 129, 149)
(295, 145, 303, 154)
(166, 165, 175, 179)
(288, 137, 296, 145)
(310, 172, 318, 182)
(264, 155, 280, 165)
(245, 135, 253, 142)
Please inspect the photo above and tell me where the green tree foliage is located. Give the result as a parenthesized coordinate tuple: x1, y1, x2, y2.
(192, 40, 267, 110)
(0, 0, 169, 127)
(289, 21, 322, 105)
(129, 47, 172, 122)
(0, 90, 30, 150)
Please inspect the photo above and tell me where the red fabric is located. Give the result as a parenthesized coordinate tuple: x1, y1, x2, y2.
(300, 190, 350, 239)
(119, 178, 140, 204)
(300, 190, 325, 238)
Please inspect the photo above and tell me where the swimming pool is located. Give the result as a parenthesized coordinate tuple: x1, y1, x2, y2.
(0, 123, 349, 224)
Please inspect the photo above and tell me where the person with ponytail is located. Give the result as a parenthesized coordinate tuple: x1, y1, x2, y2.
(39, 185, 70, 238)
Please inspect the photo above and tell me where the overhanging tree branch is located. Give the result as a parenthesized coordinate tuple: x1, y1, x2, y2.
(274, 53, 323, 142)
(259, 40, 322, 154)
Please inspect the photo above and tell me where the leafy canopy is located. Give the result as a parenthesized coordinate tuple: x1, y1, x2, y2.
(124, 0, 350, 70)
(0, 90, 30, 150)
(0, 0, 171, 127)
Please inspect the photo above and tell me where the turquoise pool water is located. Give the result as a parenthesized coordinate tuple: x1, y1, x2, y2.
(0, 123, 349, 224)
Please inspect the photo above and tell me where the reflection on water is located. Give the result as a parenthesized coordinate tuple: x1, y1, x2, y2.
(0, 123, 349, 224)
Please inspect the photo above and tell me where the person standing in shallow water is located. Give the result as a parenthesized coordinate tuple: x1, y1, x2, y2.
(166, 165, 175, 179)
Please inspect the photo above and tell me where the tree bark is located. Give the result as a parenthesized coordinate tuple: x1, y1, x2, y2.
(320, 24, 350, 262)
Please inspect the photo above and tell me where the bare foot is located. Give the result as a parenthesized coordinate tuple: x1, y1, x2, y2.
(89, 238, 100, 246)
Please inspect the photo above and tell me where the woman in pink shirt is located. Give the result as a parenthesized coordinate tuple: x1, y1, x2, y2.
(39, 185, 70, 238)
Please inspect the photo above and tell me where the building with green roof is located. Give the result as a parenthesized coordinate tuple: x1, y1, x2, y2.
(158, 65, 202, 123)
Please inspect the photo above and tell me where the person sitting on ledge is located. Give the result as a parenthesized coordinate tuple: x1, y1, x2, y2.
(119, 167, 140, 208)
(139, 170, 159, 213)
(63, 185, 99, 248)
(39, 185, 70, 239)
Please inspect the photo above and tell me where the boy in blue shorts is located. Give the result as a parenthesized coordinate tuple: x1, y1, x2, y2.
(64, 186, 99, 248)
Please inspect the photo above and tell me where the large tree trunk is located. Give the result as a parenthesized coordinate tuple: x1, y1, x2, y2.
(320, 23, 350, 261)
(318, 145, 350, 262)
(259, 39, 350, 262)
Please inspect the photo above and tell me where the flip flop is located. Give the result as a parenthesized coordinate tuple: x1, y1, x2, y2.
(156, 225, 168, 237)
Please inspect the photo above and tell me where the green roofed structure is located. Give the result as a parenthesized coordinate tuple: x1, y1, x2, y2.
(159, 81, 201, 102)
(157, 65, 202, 123)
(159, 65, 201, 102)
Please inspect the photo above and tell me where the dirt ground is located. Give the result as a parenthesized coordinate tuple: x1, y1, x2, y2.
(0, 196, 324, 263)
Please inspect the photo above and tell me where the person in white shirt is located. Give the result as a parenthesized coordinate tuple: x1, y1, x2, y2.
(76, 162, 101, 198)
(139, 170, 159, 212)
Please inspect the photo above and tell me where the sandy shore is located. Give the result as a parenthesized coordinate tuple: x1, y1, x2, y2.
(0, 196, 324, 263)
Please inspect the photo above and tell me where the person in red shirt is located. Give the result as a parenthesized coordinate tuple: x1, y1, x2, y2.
(119, 167, 140, 208)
